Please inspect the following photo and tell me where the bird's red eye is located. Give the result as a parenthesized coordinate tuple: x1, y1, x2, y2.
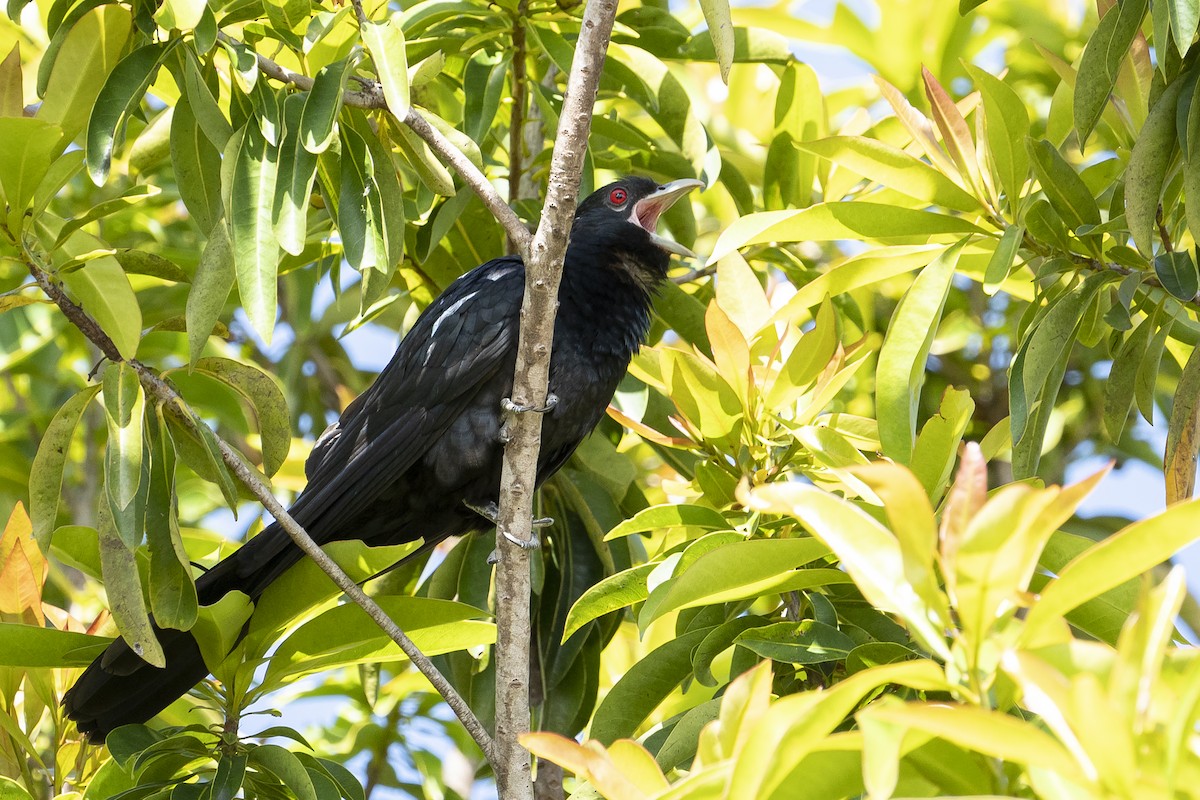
(609, 188, 628, 205)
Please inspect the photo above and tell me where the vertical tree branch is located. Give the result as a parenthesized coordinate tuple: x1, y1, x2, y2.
(493, 2, 618, 798)
(508, 1, 531, 208)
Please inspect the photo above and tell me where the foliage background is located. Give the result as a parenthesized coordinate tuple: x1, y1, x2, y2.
(2, 0, 1200, 798)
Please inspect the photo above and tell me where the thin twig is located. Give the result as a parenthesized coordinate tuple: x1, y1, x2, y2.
(491, 2, 619, 798)
(25, 256, 498, 767)
(1157, 204, 1174, 253)
(671, 263, 716, 285)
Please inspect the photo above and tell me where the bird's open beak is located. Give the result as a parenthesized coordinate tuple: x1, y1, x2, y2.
(632, 179, 705, 258)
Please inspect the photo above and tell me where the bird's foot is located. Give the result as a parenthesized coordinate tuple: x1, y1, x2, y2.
(501, 393, 559, 414)
(464, 500, 552, 529)
(487, 528, 543, 564)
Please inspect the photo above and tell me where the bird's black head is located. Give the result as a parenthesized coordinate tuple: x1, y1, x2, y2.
(568, 176, 704, 291)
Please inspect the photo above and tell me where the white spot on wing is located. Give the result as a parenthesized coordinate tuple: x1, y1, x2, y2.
(487, 266, 516, 281)
(429, 290, 480, 338)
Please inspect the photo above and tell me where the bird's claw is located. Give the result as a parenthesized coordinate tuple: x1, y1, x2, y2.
(487, 527, 544, 566)
(502, 393, 559, 414)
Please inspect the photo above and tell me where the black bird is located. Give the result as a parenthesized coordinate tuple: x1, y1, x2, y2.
(63, 176, 703, 742)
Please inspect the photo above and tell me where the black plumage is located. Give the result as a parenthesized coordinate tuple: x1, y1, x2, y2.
(63, 175, 702, 742)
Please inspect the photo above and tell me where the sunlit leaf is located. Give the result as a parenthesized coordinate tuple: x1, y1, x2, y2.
(227, 124, 280, 343)
(362, 15, 409, 119)
(707, 203, 979, 265)
(799, 135, 981, 212)
(876, 239, 966, 464)
(86, 42, 171, 185)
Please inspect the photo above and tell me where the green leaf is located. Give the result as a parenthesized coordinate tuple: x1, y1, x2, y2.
(778, 245, 944, 316)
(726, 661, 949, 800)
(983, 224, 1023, 295)
(1025, 500, 1200, 641)
(193, 357, 290, 475)
(219, 37, 257, 93)
(650, 538, 838, 621)
(29, 385, 100, 549)
(185, 225, 235, 365)
(605, 503, 729, 540)
(191, 590, 253, 674)
(910, 386, 975, 503)
(1168, 0, 1200, 55)
(210, 753, 247, 800)
(0, 118, 60, 230)
(145, 407, 197, 631)
(337, 125, 384, 271)
(1104, 315, 1154, 441)
(388, 114, 455, 195)
(102, 362, 145, 515)
(86, 42, 171, 185)
(653, 697, 722, 769)
(53, 184, 161, 248)
(0, 776, 34, 800)
(0, 46, 23, 119)
(734, 619, 856, 664)
(1010, 274, 1107, 474)
(165, 407, 239, 511)
(1154, 250, 1199, 300)
(362, 15, 409, 119)
(249, 746, 316, 800)
(54, 232, 143, 360)
(590, 627, 713, 745)
(860, 701, 1086, 782)
(745, 483, 953, 660)
(180, 50, 232, 149)
(1074, 0, 1149, 144)
(706, 203, 980, 265)
(274, 94, 319, 256)
(1125, 73, 1186, 255)
(96, 487, 164, 667)
(300, 56, 353, 154)
(113, 249, 190, 283)
(562, 563, 654, 643)
(263, 597, 493, 688)
(0, 622, 112, 666)
(1135, 317, 1170, 423)
(1026, 138, 1100, 229)
(663, 349, 742, 442)
(242, 540, 422, 656)
(228, 124, 280, 344)
(798, 136, 982, 212)
(691, 615, 770, 686)
(876, 240, 966, 464)
(964, 65, 1030, 208)
(1166, 345, 1200, 505)
(698, 0, 734, 82)
(37, 6, 132, 154)
(171, 94, 223, 234)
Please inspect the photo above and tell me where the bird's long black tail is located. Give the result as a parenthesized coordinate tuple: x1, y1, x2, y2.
(63, 523, 305, 743)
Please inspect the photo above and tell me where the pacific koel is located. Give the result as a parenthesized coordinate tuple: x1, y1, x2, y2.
(64, 176, 703, 741)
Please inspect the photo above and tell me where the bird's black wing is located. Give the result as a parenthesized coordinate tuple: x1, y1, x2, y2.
(289, 256, 525, 535)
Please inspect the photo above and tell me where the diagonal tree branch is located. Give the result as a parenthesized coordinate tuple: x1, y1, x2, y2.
(24, 254, 498, 768)
(491, 2, 619, 798)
